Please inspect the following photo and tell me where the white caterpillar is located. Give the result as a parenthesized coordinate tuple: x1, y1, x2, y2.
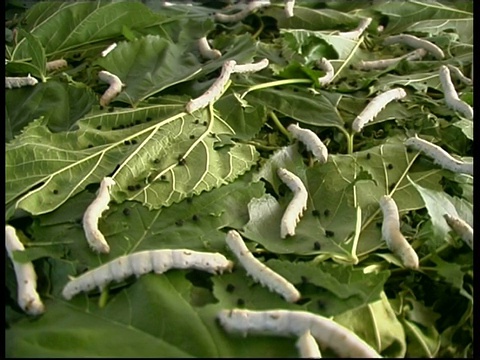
(83, 177, 116, 254)
(185, 59, 236, 113)
(352, 88, 407, 133)
(438, 65, 473, 120)
(232, 58, 269, 74)
(197, 37, 222, 60)
(225, 230, 301, 303)
(287, 123, 328, 163)
(446, 64, 473, 86)
(5, 74, 38, 89)
(98, 70, 125, 107)
(5, 225, 45, 315)
(443, 214, 473, 250)
(296, 330, 322, 358)
(214, 0, 271, 23)
(101, 43, 117, 57)
(62, 249, 233, 300)
(379, 195, 419, 269)
(355, 48, 427, 70)
(217, 308, 381, 358)
(383, 34, 444, 59)
(316, 58, 334, 86)
(277, 168, 308, 238)
(284, 0, 295, 18)
(404, 135, 473, 176)
(45, 59, 67, 71)
(338, 17, 372, 40)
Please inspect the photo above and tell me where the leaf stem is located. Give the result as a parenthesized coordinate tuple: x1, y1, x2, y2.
(268, 111, 292, 141)
(240, 78, 312, 99)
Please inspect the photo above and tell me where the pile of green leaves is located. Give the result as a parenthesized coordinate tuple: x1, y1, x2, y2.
(5, 0, 473, 357)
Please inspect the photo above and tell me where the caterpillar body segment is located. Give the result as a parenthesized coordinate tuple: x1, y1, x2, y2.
(46, 59, 68, 71)
(185, 59, 236, 113)
(356, 48, 427, 70)
(316, 58, 334, 86)
(287, 123, 328, 164)
(444, 214, 473, 249)
(5, 225, 45, 315)
(352, 88, 407, 132)
(217, 309, 381, 358)
(379, 196, 419, 269)
(214, 1, 271, 23)
(198, 37, 222, 60)
(438, 65, 473, 119)
(98, 70, 125, 107)
(277, 168, 308, 238)
(338, 17, 372, 40)
(296, 330, 322, 358)
(225, 230, 301, 303)
(232, 58, 269, 74)
(383, 34, 444, 59)
(62, 249, 233, 300)
(284, 0, 295, 18)
(5, 74, 38, 89)
(405, 135, 473, 176)
(83, 177, 116, 254)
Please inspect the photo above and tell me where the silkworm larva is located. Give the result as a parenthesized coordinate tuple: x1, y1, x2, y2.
(5, 225, 45, 315)
(232, 58, 269, 74)
(217, 308, 381, 358)
(284, 0, 295, 18)
(45, 59, 67, 71)
(355, 48, 427, 70)
(446, 64, 473, 85)
(352, 88, 407, 132)
(98, 70, 125, 107)
(83, 177, 116, 254)
(379, 195, 419, 269)
(296, 330, 322, 358)
(383, 34, 444, 59)
(197, 37, 222, 60)
(277, 168, 308, 238)
(316, 58, 334, 86)
(214, 0, 271, 23)
(101, 43, 117, 57)
(62, 249, 234, 300)
(185, 59, 237, 113)
(5, 74, 38, 89)
(438, 65, 473, 120)
(443, 214, 473, 250)
(287, 123, 328, 163)
(225, 230, 301, 303)
(405, 135, 473, 176)
(338, 17, 372, 40)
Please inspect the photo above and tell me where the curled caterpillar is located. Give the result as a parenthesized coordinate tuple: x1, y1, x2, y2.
(277, 168, 308, 238)
(444, 214, 473, 250)
(287, 123, 328, 163)
(352, 88, 407, 133)
(185, 59, 236, 113)
(316, 58, 335, 86)
(83, 177, 116, 254)
(232, 58, 269, 74)
(438, 65, 473, 120)
(225, 230, 301, 303)
(379, 195, 419, 269)
(338, 17, 372, 40)
(101, 43, 117, 57)
(284, 0, 295, 18)
(62, 249, 234, 300)
(5, 74, 38, 89)
(446, 64, 473, 86)
(355, 48, 427, 70)
(405, 135, 473, 176)
(46, 59, 67, 71)
(383, 34, 444, 59)
(5, 225, 45, 315)
(214, 0, 271, 23)
(296, 330, 322, 358)
(98, 70, 125, 107)
(197, 37, 222, 60)
(217, 308, 381, 358)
